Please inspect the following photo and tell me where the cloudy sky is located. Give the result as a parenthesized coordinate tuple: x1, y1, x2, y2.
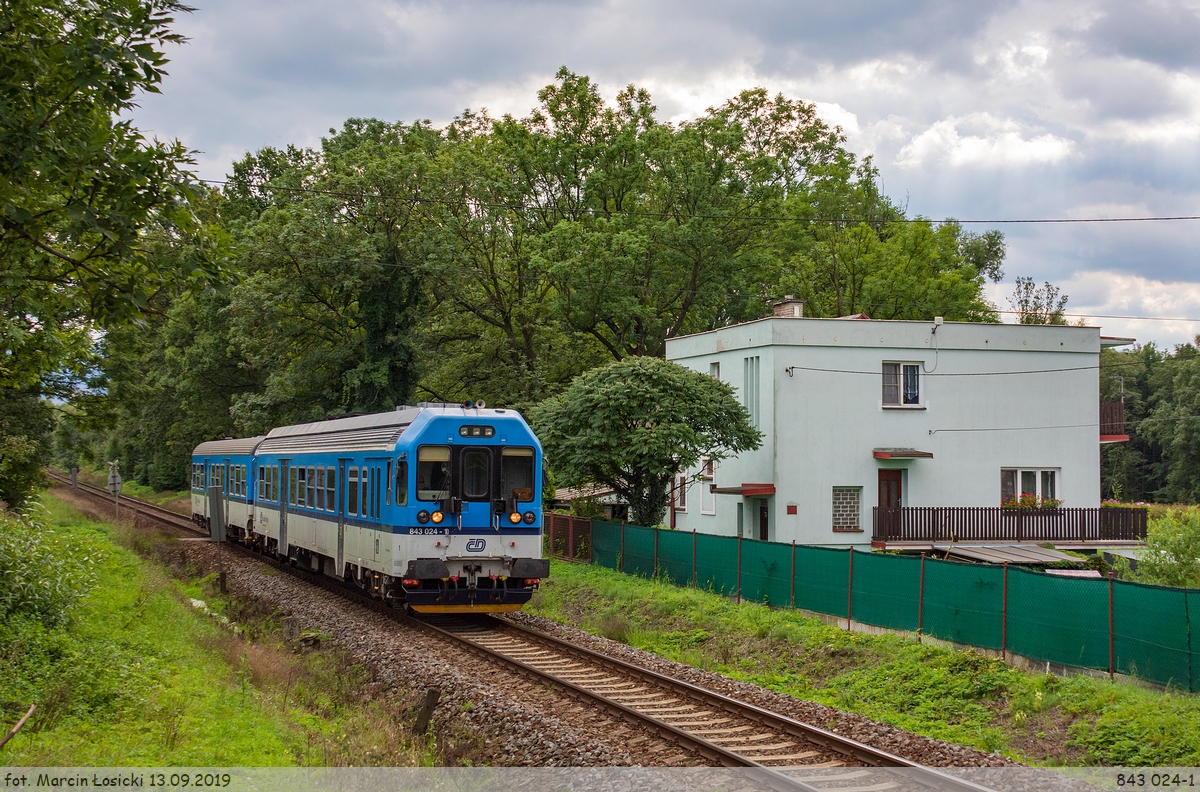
(131, 0, 1200, 347)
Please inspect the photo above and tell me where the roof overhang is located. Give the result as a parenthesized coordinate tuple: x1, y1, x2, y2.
(1100, 434, 1131, 444)
(710, 483, 777, 497)
(873, 448, 934, 460)
(1101, 335, 1136, 348)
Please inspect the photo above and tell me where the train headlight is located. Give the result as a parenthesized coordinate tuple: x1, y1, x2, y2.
(508, 512, 522, 524)
(522, 511, 536, 524)
(416, 510, 430, 524)
(431, 510, 445, 524)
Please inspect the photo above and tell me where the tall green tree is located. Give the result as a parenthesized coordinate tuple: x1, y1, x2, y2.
(1, 0, 216, 387)
(225, 119, 434, 429)
(533, 357, 762, 525)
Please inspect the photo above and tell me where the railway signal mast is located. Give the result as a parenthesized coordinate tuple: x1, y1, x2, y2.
(107, 460, 122, 520)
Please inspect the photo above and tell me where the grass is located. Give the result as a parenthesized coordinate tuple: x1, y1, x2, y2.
(0, 494, 470, 766)
(528, 560, 1200, 766)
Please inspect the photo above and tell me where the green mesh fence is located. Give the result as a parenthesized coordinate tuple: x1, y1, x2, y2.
(657, 529, 696, 586)
(851, 550, 921, 632)
(922, 559, 1004, 649)
(587, 521, 1198, 687)
(622, 524, 657, 579)
(1192, 592, 1200, 693)
(741, 540, 794, 606)
(794, 546, 850, 617)
(590, 520, 621, 570)
(695, 532, 739, 595)
(1007, 567, 1110, 670)
(1114, 580, 1193, 690)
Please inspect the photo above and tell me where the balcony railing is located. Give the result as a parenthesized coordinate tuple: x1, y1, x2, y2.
(872, 506, 1147, 543)
(1101, 401, 1126, 437)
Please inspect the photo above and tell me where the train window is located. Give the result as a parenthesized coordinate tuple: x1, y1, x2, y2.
(273, 466, 279, 502)
(307, 467, 316, 508)
(418, 446, 450, 501)
(326, 468, 335, 512)
(297, 467, 307, 508)
(289, 467, 296, 505)
(347, 468, 358, 516)
(396, 461, 408, 506)
(501, 447, 535, 502)
(315, 468, 325, 510)
(463, 449, 490, 500)
(361, 467, 370, 518)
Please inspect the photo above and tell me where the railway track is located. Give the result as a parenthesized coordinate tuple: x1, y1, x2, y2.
(49, 472, 996, 792)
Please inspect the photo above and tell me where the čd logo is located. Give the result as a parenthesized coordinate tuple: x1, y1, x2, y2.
(465, 538, 486, 552)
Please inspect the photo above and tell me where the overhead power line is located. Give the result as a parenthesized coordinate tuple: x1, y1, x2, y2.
(195, 178, 1200, 226)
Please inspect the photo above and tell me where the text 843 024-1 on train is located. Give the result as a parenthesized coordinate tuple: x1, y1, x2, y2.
(189, 403, 550, 613)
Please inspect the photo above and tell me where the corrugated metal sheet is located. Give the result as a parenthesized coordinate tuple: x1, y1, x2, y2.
(257, 408, 423, 455)
(935, 544, 1080, 565)
(193, 436, 267, 457)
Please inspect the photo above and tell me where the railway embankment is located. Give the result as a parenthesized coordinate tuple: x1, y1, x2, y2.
(525, 561, 1200, 767)
(1, 492, 467, 766)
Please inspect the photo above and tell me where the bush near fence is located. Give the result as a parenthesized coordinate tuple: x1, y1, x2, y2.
(585, 520, 1200, 692)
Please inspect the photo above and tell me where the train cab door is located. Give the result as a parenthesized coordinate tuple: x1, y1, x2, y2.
(336, 459, 348, 575)
(458, 447, 494, 532)
(279, 460, 290, 555)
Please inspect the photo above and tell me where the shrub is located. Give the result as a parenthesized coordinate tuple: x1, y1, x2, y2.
(0, 508, 104, 626)
(1135, 510, 1200, 588)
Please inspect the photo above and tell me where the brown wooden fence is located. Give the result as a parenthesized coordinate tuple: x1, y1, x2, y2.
(546, 514, 592, 561)
(1100, 401, 1126, 435)
(872, 506, 1147, 543)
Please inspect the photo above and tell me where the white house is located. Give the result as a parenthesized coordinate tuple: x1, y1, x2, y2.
(666, 301, 1133, 547)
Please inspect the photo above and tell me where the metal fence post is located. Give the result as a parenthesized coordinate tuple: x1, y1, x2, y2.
(1002, 562, 1009, 661)
(790, 540, 796, 610)
(1109, 571, 1116, 680)
(736, 532, 743, 604)
(846, 547, 854, 630)
(654, 526, 660, 578)
(918, 553, 926, 643)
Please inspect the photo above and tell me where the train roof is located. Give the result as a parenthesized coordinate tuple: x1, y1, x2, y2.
(257, 408, 423, 454)
(192, 436, 268, 457)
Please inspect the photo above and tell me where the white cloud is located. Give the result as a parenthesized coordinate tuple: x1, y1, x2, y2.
(986, 271, 1200, 347)
(896, 114, 1077, 168)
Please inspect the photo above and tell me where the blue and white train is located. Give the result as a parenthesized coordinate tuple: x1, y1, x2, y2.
(190, 404, 549, 613)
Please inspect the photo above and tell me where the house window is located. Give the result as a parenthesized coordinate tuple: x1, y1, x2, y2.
(674, 473, 688, 511)
(700, 458, 716, 515)
(883, 362, 921, 407)
(743, 356, 760, 427)
(1001, 469, 1058, 505)
(709, 362, 720, 379)
(832, 487, 862, 530)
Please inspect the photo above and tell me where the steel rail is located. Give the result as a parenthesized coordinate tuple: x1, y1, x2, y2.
(47, 473, 995, 792)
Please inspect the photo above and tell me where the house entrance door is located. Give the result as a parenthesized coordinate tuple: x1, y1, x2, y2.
(878, 470, 901, 539)
(758, 502, 769, 541)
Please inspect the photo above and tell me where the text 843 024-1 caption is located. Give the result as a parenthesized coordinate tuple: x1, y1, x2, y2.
(1117, 773, 1197, 787)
